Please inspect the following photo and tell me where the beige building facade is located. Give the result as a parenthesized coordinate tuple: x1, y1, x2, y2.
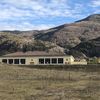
(0, 51, 87, 65)
(71, 59, 87, 65)
(0, 56, 74, 65)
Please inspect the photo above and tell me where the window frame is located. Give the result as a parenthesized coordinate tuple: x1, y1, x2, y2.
(14, 59, 19, 64)
(58, 58, 64, 64)
(2, 59, 7, 64)
(39, 58, 44, 64)
(51, 58, 57, 64)
(45, 58, 50, 64)
(8, 59, 13, 64)
(20, 59, 26, 64)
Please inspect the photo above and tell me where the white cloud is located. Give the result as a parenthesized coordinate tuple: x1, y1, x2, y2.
(0, 7, 34, 20)
(0, 0, 83, 18)
(91, 0, 100, 7)
(0, 22, 55, 31)
(0, 0, 89, 30)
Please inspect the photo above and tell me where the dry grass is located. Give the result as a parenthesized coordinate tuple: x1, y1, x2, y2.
(0, 64, 100, 100)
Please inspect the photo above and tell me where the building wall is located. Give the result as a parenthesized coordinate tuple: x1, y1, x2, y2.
(71, 61, 87, 65)
(72, 59, 87, 65)
(0, 56, 75, 65)
(0, 57, 27, 65)
(25, 57, 38, 65)
(64, 56, 75, 65)
(0, 56, 88, 65)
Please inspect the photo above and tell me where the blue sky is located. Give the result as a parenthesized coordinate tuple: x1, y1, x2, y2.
(0, 0, 100, 30)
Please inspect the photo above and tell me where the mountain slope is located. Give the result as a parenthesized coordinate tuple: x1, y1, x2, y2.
(70, 37, 100, 57)
(0, 14, 100, 57)
(0, 32, 60, 55)
(76, 14, 100, 23)
(2, 14, 100, 49)
(35, 14, 100, 48)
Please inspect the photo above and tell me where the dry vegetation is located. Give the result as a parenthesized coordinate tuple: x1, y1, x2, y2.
(0, 64, 100, 100)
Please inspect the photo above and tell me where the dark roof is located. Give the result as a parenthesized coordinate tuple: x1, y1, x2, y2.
(2, 51, 67, 57)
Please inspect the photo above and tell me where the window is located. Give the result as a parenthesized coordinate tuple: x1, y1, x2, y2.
(39, 58, 44, 64)
(58, 58, 63, 64)
(51, 58, 57, 64)
(8, 59, 13, 64)
(2, 59, 7, 64)
(14, 59, 19, 64)
(20, 59, 26, 64)
(45, 58, 50, 64)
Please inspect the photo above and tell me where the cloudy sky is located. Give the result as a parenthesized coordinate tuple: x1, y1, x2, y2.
(0, 0, 100, 30)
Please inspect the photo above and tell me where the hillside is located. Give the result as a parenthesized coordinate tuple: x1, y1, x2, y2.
(77, 14, 100, 22)
(35, 14, 100, 48)
(0, 32, 62, 55)
(1, 30, 41, 37)
(0, 14, 100, 57)
(1, 14, 100, 49)
(70, 37, 100, 57)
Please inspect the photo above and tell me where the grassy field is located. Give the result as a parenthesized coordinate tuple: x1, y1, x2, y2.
(0, 64, 100, 100)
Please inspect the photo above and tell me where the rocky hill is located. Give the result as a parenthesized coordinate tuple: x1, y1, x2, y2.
(0, 32, 62, 55)
(69, 37, 100, 57)
(0, 14, 100, 57)
(77, 14, 100, 22)
(35, 14, 100, 48)
(1, 30, 40, 37)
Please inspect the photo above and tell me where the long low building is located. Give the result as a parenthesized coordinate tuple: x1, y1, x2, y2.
(0, 51, 87, 65)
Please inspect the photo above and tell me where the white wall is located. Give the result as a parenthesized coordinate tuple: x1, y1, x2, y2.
(0, 56, 75, 65)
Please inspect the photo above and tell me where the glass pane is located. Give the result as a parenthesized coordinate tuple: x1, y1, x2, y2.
(39, 58, 44, 64)
(8, 59, 13, 64)
(14, 59, 19, 64)
(51, 58, 57, 64)
(20, 59, 26, 64)
(58, 58, 63, 64)
(45, 58, 50, 64)
(2, 59, 7, 63)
